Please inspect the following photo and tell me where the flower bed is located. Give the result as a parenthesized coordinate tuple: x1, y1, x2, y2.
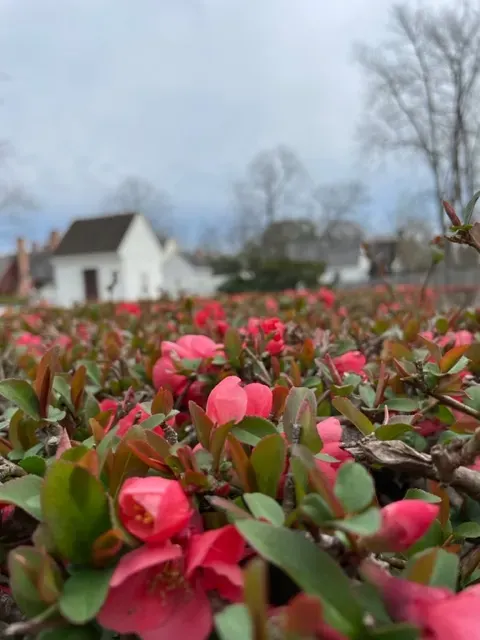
(0, 287, 480, 638)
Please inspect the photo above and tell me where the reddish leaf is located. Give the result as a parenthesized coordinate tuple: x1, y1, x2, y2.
(151, 387, 174, 415)
(92, 529, 124, 568)
(418, 336, 442, 364)
(70, 365, 86, 412)
(89, 418, 105, 445)
(439, 345, 470, 373)
(35, 348, 59, 418)
(189, 401, 213, 449)
(227, 433, 256, 492)
(271, 386, 289, 420)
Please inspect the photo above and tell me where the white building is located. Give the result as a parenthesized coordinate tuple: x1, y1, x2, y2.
(51, 213, 223, 306)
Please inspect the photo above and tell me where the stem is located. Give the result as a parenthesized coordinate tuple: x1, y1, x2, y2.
(283, 422, 301, 515)
(429, 391, 480, 420)
(244, 346, 272, 385)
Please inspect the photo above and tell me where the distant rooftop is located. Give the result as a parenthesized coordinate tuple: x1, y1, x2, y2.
(54, 213, 136, 256)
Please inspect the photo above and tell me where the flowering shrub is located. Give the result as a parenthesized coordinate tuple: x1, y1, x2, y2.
(1, 282, 480, 638)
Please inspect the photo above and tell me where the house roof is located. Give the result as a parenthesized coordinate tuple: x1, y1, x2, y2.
(54, 213, 136, 256)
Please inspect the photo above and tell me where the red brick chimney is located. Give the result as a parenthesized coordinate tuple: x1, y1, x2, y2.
(48, 230, 61, 251)
(16, 237, 31, 297)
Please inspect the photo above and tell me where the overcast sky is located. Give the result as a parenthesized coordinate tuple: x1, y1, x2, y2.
(0, 0, 446, 248)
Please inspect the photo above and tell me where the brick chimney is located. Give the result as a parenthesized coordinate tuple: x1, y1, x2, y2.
(47, 230, 61, 251)
(16, 237, 31, 297)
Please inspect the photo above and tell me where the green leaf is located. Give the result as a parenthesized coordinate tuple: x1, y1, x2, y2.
(231, 416, 278, 446)
(83, 395, 101, 423)
(8, 547, 62, 618)
(332, 397, 374, 435)
(235, 520, 363, 633)
(300, 493, 334, 525)
(215, 604, 253, 640)
(404, 548, 459, 590)
(383, 398, 420, 412)
(404, 489, 441, 504)
(369, 623, 420, 639)
(250, 433, 286, 498)
(224, 327, 243, 368)
(331, 384, 354, 397)
(138, 413, 166, 430)
(59, 567, 114, 624)
(334, 462, 375, 513)
(463, 189, 480, 224)
(466, 385, 480, 411)
(375, 423, 413, 440)
(359, 385, 376, 408)
(53, 375, 74, 412)
(19, 455, 47, 477)
(78, 360, 102, 386)
(454, 521, 480, 539)
(0, 379, 41, 420)
(283, 387, 317, 443)
(331, 507, 381, 536)
(243, 493, 285, 526)
(352, 583, 390, 624)
(41, 461, 111, 564)
(0, 474, 43, 519)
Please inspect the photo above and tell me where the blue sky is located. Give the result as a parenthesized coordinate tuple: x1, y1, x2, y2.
(0, 0, 443, 249)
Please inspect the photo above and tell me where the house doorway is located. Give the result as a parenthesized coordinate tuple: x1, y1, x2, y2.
(83, 269, 99, 301)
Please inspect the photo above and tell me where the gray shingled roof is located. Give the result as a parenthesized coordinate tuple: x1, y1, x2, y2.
(54, 213, 136, 256)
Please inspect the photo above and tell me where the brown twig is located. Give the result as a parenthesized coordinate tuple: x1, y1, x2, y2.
(345, 436, 480, 501)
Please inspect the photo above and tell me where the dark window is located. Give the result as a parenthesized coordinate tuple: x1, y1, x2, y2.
(83, 269, 99, 301)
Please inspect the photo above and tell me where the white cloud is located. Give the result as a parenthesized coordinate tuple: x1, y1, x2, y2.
(0, 0, 447, 241)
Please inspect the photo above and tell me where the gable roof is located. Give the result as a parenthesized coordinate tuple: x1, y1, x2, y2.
(54, 213, 136, 256)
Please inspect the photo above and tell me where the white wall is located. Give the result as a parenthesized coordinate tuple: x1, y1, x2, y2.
(118, 215, 164, 299)
(162, 255, 225, 297)
(52, 253, 123, 306)
(323, 253, 370, 285)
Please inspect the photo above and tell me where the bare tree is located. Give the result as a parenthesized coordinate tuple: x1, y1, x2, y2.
(312, 180, 370, 233)
(102, 176, 171, 233)
(232, 146, 310, 233)
(0, 144, 37, 233)
(356, 1, 480, 234)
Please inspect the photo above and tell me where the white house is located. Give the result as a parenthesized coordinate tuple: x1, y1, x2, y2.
(52, 213, 223, 306)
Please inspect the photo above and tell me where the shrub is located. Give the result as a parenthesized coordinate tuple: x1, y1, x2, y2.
(0, 285, 480, 638)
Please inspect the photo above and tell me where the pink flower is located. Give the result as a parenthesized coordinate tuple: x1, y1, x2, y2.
(153, 335, 222, 393)
(266, 334, 285, 356)
(318, 287, 335, 308)
(97, 526, 244, 640)
(206, 376, 247, 425)
(205, 377, 273, 426)
(332, 351, 366, 377)
(245, 382, 273, 418)
(118, 476, 192, 544)
(362, 499, 439, 552)
(361, 559, 480, 639)
(15, 332, 43, 350)
(116, 302, 142, 317)
(193, 302, 225, 329)
(99, 400, 164, 438)
(315, 418, 353, 485)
